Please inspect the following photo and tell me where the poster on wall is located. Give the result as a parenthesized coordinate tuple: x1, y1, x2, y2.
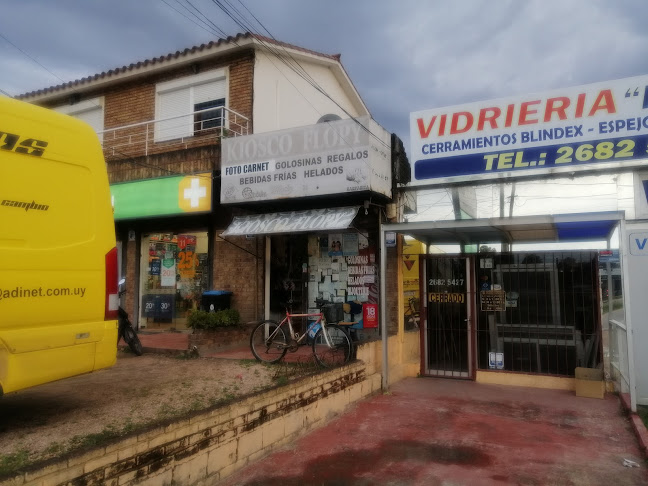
(142, 294, 175, 319)
(328, 233, 343, 256)
(178, 250, 196, 279)
(150, 259, 161, 276)
(308, 236, 319, 257)
(346, 248, 377, 303)
(320, 236, 329, 257)
(161, 258, 176, 287)
(178, 234, 196, 251)
(358, 234, 369, 250)
(342, 233, 359, 256)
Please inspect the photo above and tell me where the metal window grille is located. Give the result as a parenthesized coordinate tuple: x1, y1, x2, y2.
(475, 251, 601, 377)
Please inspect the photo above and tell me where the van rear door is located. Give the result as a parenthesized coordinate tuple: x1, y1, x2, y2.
(0, 97, 117, 393)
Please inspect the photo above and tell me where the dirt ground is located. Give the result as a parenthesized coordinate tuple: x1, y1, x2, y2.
(0, 352, 277, 472)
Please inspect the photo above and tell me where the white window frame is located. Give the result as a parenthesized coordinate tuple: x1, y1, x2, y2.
(154, 68, 229, 143)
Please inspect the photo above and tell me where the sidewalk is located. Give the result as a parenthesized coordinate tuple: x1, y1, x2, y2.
(127, 330, 190, 353)
(219, 378, 648, 486)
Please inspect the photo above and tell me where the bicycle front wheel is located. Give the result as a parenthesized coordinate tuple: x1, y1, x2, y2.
(312, 324, 352, 368)
(123, 324, 143, 356)
(250, 320, 288, 363)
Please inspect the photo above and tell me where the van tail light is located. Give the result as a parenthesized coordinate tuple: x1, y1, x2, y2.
(105, 247, 119, 320)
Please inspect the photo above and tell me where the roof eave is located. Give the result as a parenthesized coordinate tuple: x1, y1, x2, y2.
(21, 34, 370, 118)
(18, 35, 259, 104)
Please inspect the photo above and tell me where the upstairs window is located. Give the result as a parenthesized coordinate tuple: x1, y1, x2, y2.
(194, 98, 225, 133)
(55, 98, 104, 142)
(155, 69, 227, 142)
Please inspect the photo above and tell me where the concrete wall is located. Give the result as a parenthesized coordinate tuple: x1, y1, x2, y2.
(253, 51, 365, 133)
(3, 335, 420, 486)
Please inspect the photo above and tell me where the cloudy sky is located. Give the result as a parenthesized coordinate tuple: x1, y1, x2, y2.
(4, 0, 648, 140)
(1, 0, 646, 231)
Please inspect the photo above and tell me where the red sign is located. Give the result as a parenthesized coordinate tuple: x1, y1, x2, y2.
(177, 235, 187, 250)
(363, 303, 378, 329)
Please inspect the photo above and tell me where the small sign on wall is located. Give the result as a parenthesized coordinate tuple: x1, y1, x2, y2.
(488, 352, 504, 370)
(363, 303, 378, 328)
(480, 290, 506, 311)
(629, 232, 648, 256)
(385, 231, 396, 248)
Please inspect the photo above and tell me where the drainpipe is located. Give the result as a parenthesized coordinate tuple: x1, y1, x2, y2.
(265, 236, 271, 320)
(380, 219, 388, 390)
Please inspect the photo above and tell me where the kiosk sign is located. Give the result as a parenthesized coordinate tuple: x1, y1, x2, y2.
(220, 116, 392, 203)
(410, 74, 648, 186)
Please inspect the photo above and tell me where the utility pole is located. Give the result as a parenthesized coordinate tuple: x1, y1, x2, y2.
(500, 185, 509, 252)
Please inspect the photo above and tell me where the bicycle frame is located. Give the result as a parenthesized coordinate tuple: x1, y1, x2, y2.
(267, 310, 334, 348)
(251, 304, 353, 367)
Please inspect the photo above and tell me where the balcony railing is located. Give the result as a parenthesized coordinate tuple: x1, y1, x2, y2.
(99, 106, 249, 161)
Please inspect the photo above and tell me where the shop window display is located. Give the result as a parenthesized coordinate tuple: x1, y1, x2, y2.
(307, 233, 378, 316)
(140, 232, 209, 328)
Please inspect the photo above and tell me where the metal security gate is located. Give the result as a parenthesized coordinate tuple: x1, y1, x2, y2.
(422, 256, 474, 378)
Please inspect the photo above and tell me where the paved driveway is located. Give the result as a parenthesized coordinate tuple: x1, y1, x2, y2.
(220, 378, 647, 485)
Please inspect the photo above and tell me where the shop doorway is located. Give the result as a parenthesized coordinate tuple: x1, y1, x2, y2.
(422, 256, 474, 378)
(419, 251, 601, 380)
(269, 234, 309, 317)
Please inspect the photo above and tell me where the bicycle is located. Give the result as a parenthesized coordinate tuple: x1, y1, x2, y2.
(250, 299, 353, 367)
(118, 279, 143, 356)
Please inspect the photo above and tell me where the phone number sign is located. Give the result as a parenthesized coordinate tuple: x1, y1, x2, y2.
(410, 74, 648, 185)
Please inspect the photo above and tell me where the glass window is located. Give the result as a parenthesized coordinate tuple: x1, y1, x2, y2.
(194, 98, 225, 133)
(139, 231, 210, 329)
(154, 70, 226, 142)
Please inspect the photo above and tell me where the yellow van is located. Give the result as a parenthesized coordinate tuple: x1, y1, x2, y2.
(0, 96, 118, 396)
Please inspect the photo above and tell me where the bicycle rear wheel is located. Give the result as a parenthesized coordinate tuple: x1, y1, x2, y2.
(250, 320, 288, 363)
(312, 324, 352, 368)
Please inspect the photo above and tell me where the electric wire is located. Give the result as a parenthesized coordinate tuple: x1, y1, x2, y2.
(207, 0, 392, 152)
(162, 0, 388, 180)
(160, 0, 385, 169)
(0, 27, 217, 181)
(0, 31, 61, 86)
(160, 0, 226, 37)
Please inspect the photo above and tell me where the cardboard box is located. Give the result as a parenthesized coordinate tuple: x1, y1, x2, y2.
(575, 367, 605, 399)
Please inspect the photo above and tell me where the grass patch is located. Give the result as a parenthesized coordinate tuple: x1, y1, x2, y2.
(0, 449, 30, 477)
(68, 424, 123, 450)
(274, 375, 289, 387)
(175, 349, 199, 360)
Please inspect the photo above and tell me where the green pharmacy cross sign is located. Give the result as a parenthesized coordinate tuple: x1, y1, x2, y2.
(110, 173, 212, 220)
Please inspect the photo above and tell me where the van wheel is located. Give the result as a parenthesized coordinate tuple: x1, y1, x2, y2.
(123, 326, 143, 356)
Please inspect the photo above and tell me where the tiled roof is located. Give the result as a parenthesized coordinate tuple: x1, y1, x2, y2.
(17, 32, 342, 100)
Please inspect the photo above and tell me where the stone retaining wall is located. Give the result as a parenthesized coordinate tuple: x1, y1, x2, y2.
(3, 333, 420, 486)
(4, 362, 379, 486)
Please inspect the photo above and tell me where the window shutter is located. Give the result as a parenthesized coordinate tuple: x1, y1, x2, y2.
(156, 87, 192, 142)
(54, 102, 104, 142)
(193, 79, 226, 105)
(74, 107, 104, 142)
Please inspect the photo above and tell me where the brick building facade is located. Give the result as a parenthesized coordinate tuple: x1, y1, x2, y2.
(18, 32, 404, 335)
